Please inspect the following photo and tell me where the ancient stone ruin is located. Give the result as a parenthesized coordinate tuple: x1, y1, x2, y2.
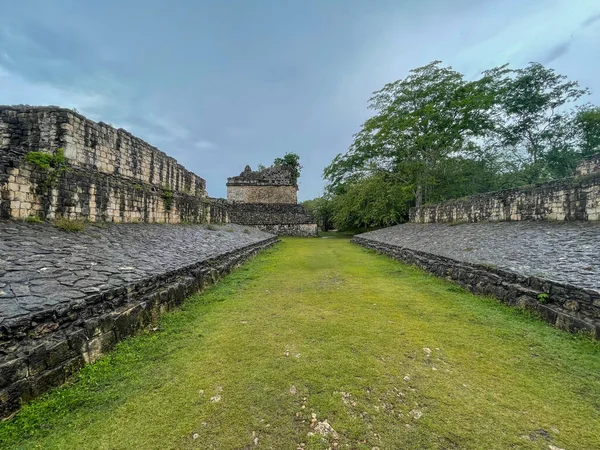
(0, 106, 317, 233)
(0, 106, 227, 224)
(410, 155, 600, 223)
(226, 164, 318, 236)
(0, 105, 317, 417)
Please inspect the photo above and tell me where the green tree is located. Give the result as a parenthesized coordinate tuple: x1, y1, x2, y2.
(491, 62, 589, 181)
(575, 105, 600, 157)
(322, 60, 598, 230)
(302, 197, 334, 231)
(329, 173, 413, 230)
(324, 61, 497, 208)
(273, 152, 302, 183)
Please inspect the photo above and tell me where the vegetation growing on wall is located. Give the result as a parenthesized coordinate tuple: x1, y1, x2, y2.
(26, 148, 67, 172)
(162, 187, 174, 210)
(25, 148, 69, 194)
(311, 61, 600, 231)
(273, 152, 302, 183)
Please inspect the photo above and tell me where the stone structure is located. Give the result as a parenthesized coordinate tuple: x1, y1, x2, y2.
(0, 106, 226, 223)
(227, 165, 298, 204)
(410, 155, 600, 224)
(576, 153, 600, 176)
(0, 221, 277, 417)
(227, 203, 318, 236)
(226, 165, 317, 236)
(353, 222, 600, 339)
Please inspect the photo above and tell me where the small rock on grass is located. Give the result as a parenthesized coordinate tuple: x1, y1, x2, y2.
(313, 420, 339, 439)
(409, 409, 423, 420)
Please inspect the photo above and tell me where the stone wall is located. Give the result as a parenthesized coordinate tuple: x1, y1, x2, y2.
(576, 153, 600, 176)
(226, 165, 298, 204)
(0, 106, 223, 223)
(226, 185, 298, 204)
(227, 203, 318, 236)
(353, 236, 600, 339)
(410, 173, 600, 223)
(0, 227, 278, 418)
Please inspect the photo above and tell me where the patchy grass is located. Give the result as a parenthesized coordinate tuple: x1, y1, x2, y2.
(23, 216, 43, 224)
(1, 238, 599, 449)
(318, 230, 358, 239)
(52, 218, 86, 232)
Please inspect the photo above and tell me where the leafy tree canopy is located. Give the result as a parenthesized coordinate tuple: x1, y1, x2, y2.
(315, 60, 597, 231)
(273, 152, 302, 183)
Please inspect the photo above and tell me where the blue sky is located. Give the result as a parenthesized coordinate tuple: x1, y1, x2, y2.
(1, 0, 599, 199)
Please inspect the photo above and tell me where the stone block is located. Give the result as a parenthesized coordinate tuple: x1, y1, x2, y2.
(86, 331, 117, 364)
(0, 358, 28, 389)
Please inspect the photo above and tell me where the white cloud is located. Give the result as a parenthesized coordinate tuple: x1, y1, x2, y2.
(143, 113, 191, 141)
(194, 140, 217, 149)
(0, 67, 108, 111)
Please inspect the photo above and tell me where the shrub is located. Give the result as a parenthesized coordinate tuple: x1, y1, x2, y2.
(537, 293, 550, 303)
(24, 215, 43, 224)
(162, 188, 174, 210)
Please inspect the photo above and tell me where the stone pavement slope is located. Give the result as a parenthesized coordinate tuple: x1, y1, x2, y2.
(0, 221, 274, 331)
(357, 221, 600, 292)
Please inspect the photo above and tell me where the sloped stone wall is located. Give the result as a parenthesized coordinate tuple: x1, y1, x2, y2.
(0, 106, 220, 223)
(353, 235, 600, 339)
(0, 222, 277, 418)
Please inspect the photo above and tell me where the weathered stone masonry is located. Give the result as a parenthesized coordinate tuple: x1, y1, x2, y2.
(576, 153, 600, 176)
(227, 165, 298, 204)
(227, 203, 318, 237)
(410, 156, 600, 224)
(226, 165, 318, 236)
(0, 106, 226, 223)
(0, 106, 286, 418)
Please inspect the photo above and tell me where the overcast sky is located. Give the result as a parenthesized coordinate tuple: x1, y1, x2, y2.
(1, 0, 599, 199)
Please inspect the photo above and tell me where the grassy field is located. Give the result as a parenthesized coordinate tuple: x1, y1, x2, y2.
(1, 237, 599, 449)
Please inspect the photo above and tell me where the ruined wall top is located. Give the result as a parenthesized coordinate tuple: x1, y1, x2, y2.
(0, 105, 206, 196)
(226, 164, 296, 187)
(576, 153, 600, 176)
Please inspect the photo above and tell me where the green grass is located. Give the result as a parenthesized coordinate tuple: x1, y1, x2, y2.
(1, 238, 599, 449)
(53, 218, 86, 232)
(22, 216, 43, 224)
